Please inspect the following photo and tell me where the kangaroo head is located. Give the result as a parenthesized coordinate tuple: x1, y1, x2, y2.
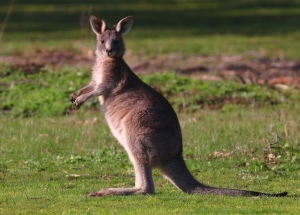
(90, 15, 134, 58)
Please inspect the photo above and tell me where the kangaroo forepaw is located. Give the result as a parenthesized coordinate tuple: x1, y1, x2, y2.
(70, 93, 83, 108)
(70, 93, 78, 103)
(74, 99, 83, 108)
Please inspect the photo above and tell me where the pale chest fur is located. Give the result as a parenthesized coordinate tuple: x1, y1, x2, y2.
(92, 56, 111, 105)
(92, 67, 105, 105)
(92, 56, 135, 163)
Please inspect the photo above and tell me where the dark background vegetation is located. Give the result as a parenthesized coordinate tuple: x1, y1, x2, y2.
(1, 0, 300, 38)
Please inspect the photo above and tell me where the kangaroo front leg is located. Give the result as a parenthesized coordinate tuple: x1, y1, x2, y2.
(70, 82, 95, 105)
(86, 164, 155, 197)
(71, 83, 112, 108)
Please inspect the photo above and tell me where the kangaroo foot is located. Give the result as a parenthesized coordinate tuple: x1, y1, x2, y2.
(86, 187, 151, 197)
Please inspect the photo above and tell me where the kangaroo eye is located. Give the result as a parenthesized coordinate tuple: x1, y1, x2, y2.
(101, 40, 105, 44)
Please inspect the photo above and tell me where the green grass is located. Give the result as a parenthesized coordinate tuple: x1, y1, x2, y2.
(1, 108, 300, 214)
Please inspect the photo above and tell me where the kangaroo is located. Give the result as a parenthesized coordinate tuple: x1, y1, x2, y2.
(70, 15, 287, 197)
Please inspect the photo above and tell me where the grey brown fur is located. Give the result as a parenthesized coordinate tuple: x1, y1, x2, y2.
(70, 15, 287, 197)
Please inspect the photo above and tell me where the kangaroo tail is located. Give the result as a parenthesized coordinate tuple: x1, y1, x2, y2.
(161, 155, 287, 197)
(189, 187, 287, 197)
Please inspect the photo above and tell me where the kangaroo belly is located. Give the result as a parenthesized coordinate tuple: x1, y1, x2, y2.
(105, 113, 137, 164)
(98, 96, 104, 105)
(107, 118, 125, 147)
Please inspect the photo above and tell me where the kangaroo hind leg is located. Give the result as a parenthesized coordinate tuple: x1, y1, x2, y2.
(87, 163, 155, 197)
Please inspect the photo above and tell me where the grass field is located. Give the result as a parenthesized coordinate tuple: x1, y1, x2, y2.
(1, 108, 300, 214)
(1, 0, 300, 214)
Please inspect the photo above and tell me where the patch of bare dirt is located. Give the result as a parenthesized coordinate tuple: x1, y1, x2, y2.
(127, 51, 300, 89)
(1, 49, 300, 89)
(0, 49, 94, 74)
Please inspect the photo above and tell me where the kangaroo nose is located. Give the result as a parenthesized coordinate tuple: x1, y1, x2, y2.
(106, 49, 112, 56)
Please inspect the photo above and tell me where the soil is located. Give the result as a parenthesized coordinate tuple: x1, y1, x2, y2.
(1, 49, 300, 89)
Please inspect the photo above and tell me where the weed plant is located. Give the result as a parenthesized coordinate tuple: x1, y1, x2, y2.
(1, 67, 299, 117)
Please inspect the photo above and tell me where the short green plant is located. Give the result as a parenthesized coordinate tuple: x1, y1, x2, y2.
(260, 135, 300, 173)
(142, 72, 287, 112)
(1, 67, 299, 117)
(0, 67, 90, 117)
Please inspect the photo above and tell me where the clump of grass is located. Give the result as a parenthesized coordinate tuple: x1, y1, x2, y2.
(260, 135, 300, 173)
(141, 72, 295, 112)
(208, 134, 300, 174)
(0, 67, 91, 117)
(0, 68, 298, 117)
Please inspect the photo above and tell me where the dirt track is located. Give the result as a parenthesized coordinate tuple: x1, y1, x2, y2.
(1, 50, 300, 89)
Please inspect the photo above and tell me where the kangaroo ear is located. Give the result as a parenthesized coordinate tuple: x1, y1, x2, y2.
(115, 16, 134, 35)
(90, 15, 107, 35)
